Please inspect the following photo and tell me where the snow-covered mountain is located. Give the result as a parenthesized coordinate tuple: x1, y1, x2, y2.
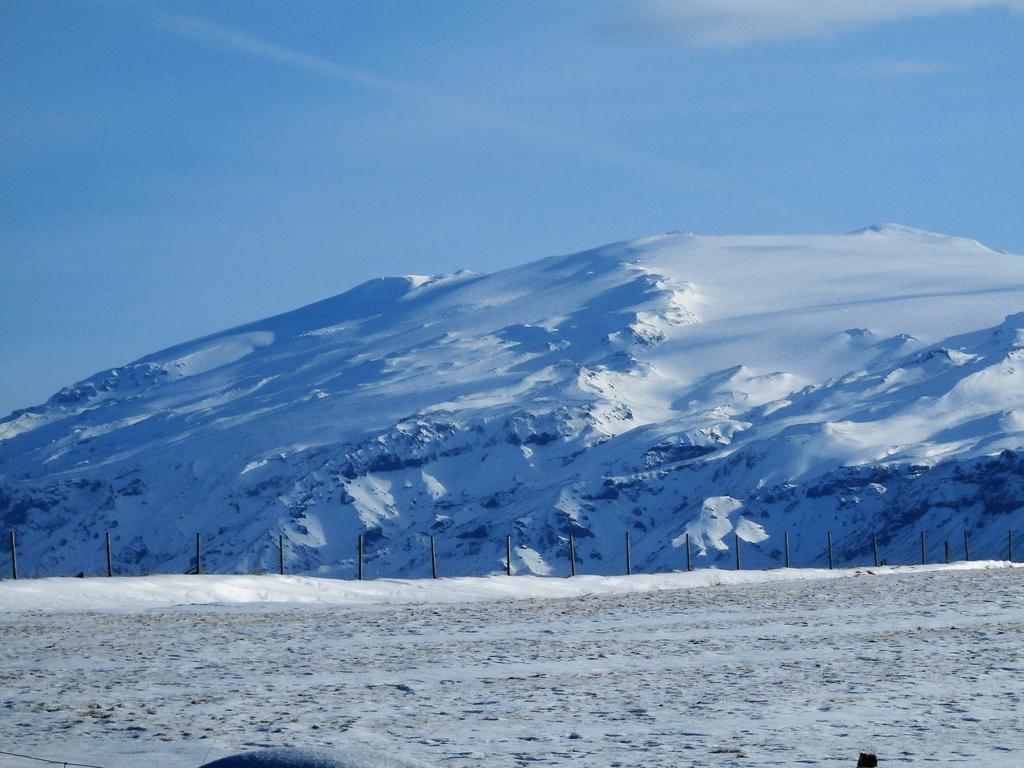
(3, 224, 1024, 578)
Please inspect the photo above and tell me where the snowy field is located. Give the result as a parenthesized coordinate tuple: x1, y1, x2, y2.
(1, 564, 1022, 767)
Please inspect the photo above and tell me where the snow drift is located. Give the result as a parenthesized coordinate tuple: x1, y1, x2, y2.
(0, 563, 1013, 614)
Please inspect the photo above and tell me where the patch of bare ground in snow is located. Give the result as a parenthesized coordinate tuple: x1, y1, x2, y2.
(1, 567, 1022, 767)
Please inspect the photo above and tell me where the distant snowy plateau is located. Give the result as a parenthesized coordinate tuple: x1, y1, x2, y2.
(3, 224, 1024, 578)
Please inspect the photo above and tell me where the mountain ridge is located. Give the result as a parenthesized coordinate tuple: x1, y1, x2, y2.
(3, 225, 1023, 578)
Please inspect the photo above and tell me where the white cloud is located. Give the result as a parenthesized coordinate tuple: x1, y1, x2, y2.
(629, 0, 1024, 46)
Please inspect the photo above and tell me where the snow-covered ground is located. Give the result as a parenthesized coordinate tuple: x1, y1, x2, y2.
(0, 562, 1008, 613)
(1, 565, 1021, 767)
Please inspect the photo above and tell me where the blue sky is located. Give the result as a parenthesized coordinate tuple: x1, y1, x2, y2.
(2, 0, 1023, 416)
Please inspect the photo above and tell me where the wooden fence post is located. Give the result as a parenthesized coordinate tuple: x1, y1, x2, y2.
(105, 531, 113, 577)
(1010, 530, 1015, 563)
(357, 534, 364, 580)
(944, 540, 950, 564)
(827, 531, 833, 570)
(9, 532, 16, 580)
(195, 533, 202, 575)
(872, 532, 879, 568)
(784, 531, 790, 568)
(920, 531, 926, 565)
(430, 535, 438, 579)
(685, 532, 692, 572)
(963, 530, 971, 562)
(279, 534, 285, 576)
(568, 534, 576, 577)
(625, 531, 632, 576)
(506, 534, 512, 576)
(735, 533, 741, 571)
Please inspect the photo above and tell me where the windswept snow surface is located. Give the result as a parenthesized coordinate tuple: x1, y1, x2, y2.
(1, 225, 1023, 577)
(0, 562, 1008, 613)
(0, 566, 1021, 767)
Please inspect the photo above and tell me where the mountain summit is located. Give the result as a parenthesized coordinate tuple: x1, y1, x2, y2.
(3, 226, 1023, 577)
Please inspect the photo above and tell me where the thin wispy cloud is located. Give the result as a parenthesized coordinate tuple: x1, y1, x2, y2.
(848, 60, 957, 77)
(619, 0, 1024, 46)
(151, 8, 429, 101)
(129, 4, 720, 185)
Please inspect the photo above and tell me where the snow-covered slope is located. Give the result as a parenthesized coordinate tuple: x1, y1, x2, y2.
(2, 225, 1023, 577)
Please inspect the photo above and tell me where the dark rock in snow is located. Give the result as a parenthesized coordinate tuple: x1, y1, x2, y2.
(199, 747, 428, 768)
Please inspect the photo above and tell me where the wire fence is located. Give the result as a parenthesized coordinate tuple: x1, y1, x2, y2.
(0, 747, 108, 768)
(1, 524, 1019, 582)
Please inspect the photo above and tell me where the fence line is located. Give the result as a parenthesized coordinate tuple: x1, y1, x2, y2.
(1, 525, 1020, 582)
(0, 747, 109, 768)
